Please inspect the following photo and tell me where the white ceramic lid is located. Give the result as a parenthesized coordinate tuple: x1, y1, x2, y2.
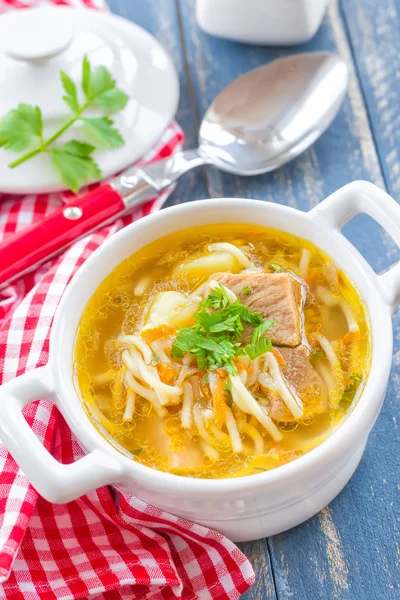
(0, 7, 179, 194)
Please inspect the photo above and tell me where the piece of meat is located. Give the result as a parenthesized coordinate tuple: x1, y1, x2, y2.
(266, 345, 328, 422)
(212, 272, 301, 346)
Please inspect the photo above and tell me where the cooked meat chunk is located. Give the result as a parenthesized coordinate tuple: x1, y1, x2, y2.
(267, 345, 328, 422)
(212, 272, 301, 346)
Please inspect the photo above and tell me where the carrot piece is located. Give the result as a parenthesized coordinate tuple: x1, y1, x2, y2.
(215, 367, 228, 377)
(343, 330, 360, 344)
(305, 272, 319, 286)
(211, 375, 228, 429)
(141, 324, 176, 343)
(157, 363, 176, 385)
(271, 347, 286, 367)
(199, 372, 211, 399)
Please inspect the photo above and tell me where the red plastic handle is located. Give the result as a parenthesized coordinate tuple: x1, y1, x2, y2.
(0, 184, 125, 288)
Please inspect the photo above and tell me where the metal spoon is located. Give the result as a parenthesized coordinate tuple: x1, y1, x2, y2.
(0, 52, 348, 289)
(115, 51, 348, 199)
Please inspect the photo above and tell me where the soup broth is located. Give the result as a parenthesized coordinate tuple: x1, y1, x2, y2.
(74, 224, 371, 478)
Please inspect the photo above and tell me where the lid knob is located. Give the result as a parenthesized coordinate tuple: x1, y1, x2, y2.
(0, 7, 73, 62)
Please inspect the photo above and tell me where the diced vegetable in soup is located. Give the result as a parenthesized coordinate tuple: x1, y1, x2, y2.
(74, 225, 371, 478)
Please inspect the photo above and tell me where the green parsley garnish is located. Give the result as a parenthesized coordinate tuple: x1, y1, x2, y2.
(202, 373, 209, 386)
(242, 286, 250, 295)
(339, 374, 363, 410)
(311, 348, 324, 359)
(268, 262, 282, 272)
(171, 285, 274, 374)
(149, 352, 159, 366)
(251, 319, 275, 344)
(225, 379, 232, 392)
(132, 448, 143, 456)
(350, 372, 363, 382)
(0, 56, 128, 192)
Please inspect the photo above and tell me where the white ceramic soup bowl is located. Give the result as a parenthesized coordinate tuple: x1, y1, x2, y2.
(1, 181, 399, 543)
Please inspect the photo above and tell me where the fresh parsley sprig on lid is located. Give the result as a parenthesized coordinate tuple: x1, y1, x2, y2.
(171, 283, 276, 375)
(0, 56, 129, 193)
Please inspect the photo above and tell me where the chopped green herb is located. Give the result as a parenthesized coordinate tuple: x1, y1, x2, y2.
(239, 337, 272, 360)
(242, 286, 250, 295)
(339, 382, 358, 410)
(268, 262, 282, 272)
(132, 448, 142, 456)
(202, 373, 209, 386)
(254, 467, 267, 472)
(171, 287, 274, 373)
(149, 353, 159, 366)
(251, 319, 276, 344)
(200, 284, 229, 310)
(225, 379, 232, 392)
(350, 372, 363, 382)
(311, 348, 324, 359)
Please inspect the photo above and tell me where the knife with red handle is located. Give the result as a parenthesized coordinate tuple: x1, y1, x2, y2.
(0, 149, 206, 289)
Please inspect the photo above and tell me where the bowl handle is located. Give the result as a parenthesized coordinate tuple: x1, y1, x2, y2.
(0, 366, 124, 503)
(311, 180, 400, 311)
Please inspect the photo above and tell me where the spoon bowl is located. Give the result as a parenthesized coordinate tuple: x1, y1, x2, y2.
(198, 52, 348, 175)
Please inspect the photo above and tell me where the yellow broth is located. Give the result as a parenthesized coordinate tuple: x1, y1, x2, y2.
(74, 224, 371, 478)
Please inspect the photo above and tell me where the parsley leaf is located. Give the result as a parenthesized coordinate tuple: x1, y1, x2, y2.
(194, 310, 222, 333)
(171, 286, 274, 373)
(200, 284, 229, 310)
(251, 319, 276, 344)
(61, 71, 79, 114)
(339, 374, 363, 410)
(83, 59, 129, 113)
(242, 286, 250, 295)
(0, 104, 43, 152)
(225, 379, 232, 392)
(83, 117, 124, 148)
(224, 301, 263, 327)
(51, 140, 102, 194)
(350, 372, 363, 382)
(93, 87, 130, 113)
(239, 338, 272, 360)
(269, 262, 282, 272)
(311, 348, 324, 359)
(1, 56, 128, 191)
(150, 352, 159, 366)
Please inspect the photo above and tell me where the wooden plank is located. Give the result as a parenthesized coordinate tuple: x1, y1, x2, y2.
(107, 0, 209, 205)
(238, 540, 277, 600)
(340, 0, 400, 199)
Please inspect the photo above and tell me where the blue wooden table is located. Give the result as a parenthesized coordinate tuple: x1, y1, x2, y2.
(109, 1, 399, 597)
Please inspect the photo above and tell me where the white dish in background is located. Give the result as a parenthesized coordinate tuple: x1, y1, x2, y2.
(0, 7, 179, 194)
(0, 181, 399, 542)
(196, 0, 329, 46)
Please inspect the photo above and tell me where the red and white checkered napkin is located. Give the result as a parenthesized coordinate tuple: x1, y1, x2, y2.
(0, 1, 255, 598)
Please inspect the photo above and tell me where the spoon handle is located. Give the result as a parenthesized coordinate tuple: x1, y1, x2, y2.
(0, 149, 209, 289)
(112, 148, 208, 203)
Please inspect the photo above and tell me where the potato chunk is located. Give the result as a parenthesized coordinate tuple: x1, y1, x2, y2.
(146, 291, 197, 328)
(174, 251, 241, 279)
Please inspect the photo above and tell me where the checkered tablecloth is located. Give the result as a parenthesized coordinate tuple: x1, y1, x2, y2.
(0, 1, 255, 598)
